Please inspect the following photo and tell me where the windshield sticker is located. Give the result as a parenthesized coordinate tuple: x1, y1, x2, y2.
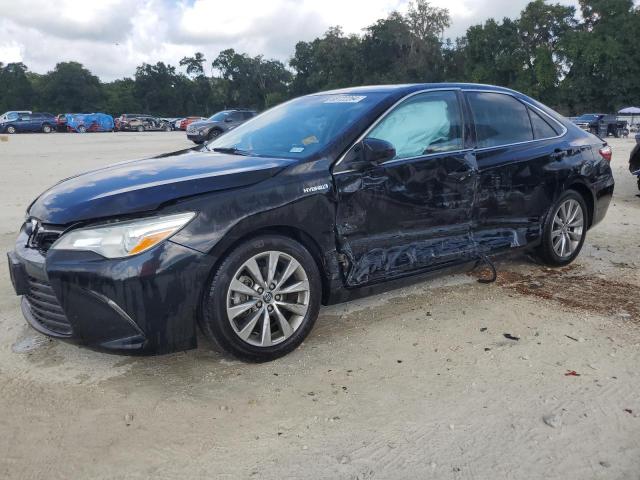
(290, 146, 305, 153)
(324, 95, 366, 104)
(302, 135, 319, 145)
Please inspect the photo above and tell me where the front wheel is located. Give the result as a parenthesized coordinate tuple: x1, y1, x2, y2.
(77, 125, 87, 133)
(42, 124, 52, 133)
(201, 235, 321, 362)
(537, 190, 587, 266)
(207, 129, 222, 141)
(6, 125, 16, 134)
(136, 125, 144, 132)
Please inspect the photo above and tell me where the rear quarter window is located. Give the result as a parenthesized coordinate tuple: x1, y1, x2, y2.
(467, 92, 533, 148)
(529, 107, 560, 139)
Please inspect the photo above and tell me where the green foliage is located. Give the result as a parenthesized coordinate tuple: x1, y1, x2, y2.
(38, 62, 103, 112)
(0, 62, 34, 112)
(2, 0, 639, 116)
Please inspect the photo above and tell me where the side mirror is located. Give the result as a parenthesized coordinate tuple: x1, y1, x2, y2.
(362, 138, 396, 166)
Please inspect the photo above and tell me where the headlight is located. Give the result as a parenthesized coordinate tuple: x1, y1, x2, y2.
(51, 212, 196, 258)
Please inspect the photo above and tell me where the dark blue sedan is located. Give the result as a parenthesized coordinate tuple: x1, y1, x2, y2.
(8, 83, 614, 361)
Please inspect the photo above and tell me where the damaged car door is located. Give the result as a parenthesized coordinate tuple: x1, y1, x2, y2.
(333, 90, 478, 287)
(466, 91, 567, 250)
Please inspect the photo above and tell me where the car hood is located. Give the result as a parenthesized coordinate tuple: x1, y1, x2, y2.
(189, 120, 219, 129)
(28, 148, 294, 225)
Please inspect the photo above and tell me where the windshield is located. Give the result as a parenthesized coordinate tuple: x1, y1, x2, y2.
(207, 93, 386, 159)
(209, 111, 230, 121)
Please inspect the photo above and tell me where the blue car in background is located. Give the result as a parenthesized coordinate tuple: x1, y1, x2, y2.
(0, 111, 56, 133)
(64, 113, 114, 133)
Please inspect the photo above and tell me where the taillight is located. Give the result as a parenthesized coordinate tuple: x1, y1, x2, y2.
(598, 145, 612, 162)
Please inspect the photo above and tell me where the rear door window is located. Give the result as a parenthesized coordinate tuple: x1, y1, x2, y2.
(467, 92, 533, 148)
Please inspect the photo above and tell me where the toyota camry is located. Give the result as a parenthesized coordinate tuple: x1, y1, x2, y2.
(8, 84, 614, 361)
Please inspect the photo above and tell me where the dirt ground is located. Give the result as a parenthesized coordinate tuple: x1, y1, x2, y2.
(0, 132, 638, 480)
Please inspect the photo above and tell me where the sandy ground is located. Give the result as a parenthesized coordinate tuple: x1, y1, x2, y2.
(0, 132, 638, 480)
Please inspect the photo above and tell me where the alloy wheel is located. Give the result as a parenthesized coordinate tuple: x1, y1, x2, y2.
(226, 250, 310, 347)
(551, 198, 584, 258)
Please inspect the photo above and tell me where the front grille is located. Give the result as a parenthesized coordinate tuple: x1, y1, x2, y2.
(26, 221, 63, 254)
(25, 276, 72, 335)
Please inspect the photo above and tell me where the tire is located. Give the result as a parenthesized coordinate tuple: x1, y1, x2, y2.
(6, 125, 16, 134)
(77, 125, 87, 134)
(163, 124, 171, 132)
(207, 129, 222, 141)
(201, 234, 322, 362)
(537, 190, 588, 266)
(137, 125, 144, 132)
(42, 124, 52, 133)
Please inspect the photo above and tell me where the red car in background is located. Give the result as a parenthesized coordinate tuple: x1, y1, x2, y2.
(179, 116, 205, 130)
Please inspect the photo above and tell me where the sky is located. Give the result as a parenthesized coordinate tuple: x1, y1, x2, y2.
(0, 0, 579, 81)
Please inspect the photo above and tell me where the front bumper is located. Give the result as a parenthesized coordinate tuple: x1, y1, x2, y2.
(187, 132, 207, 143)
(9, 227, 215, 355)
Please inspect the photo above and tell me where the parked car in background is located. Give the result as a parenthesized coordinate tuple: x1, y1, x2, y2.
(65, 113, 114, 133)
(160, 118, 180, 130)
(117, 114, 172, 132)
(0, 112, 56, 133)
(179, 116, 206, 130)
(174, 118, 184, 130)
(629, 133, 640, 191)
(8, 83, 614, 361)
(55, 114, 69, 132)
(186, 109, 257, 144)
(571, 113, 628, 138)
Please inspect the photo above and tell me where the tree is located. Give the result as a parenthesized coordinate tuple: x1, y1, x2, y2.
(102, 78, 141, 115)
(462, 18, 526, 88)
(406, 0, 450, 42)
(38, 62, 103, 113)
(290, 27, 363, 94)
(0, 62, 34, 112)
(517, 0, 576, 102)
(213, 49, 291, 110)
(560, 0, 640, 112)
(133, 62, 188, 115)
(179, 52, 207, 77)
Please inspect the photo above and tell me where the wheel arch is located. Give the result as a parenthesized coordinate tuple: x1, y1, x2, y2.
(204, 224, 332, 306)
(566, 181, 594, 229)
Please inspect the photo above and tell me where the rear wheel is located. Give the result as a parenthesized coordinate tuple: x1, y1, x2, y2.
(42, 124, 52, 133)
(538, 190, 587, 266)
(136, 125, 144, 132)
(201, 235, 321, 362)
(77, 125, 87, 133)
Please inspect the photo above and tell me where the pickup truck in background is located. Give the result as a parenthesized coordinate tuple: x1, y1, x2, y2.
(571, 113, 628, 138)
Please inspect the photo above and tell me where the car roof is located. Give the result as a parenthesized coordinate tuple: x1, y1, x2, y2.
(314, 83, 522, 97)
